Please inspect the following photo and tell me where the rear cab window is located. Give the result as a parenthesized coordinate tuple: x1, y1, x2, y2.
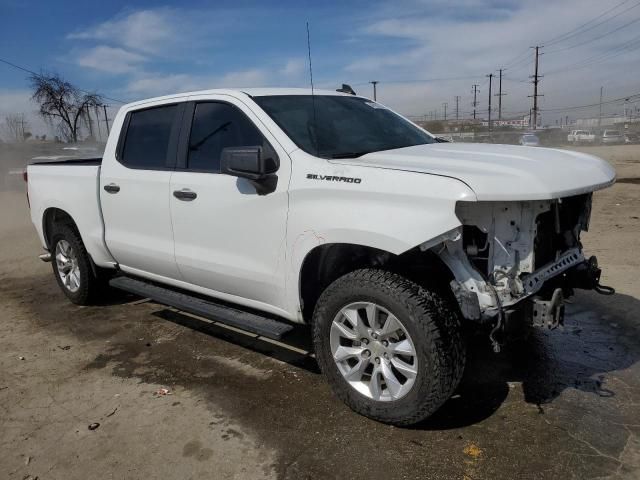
(119, 104, 180, 169)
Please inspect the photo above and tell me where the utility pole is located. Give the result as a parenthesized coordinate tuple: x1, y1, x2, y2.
(442, 102, 448, 121)
(454, 96, 460, 120)
(370, 81, 379, 101)
(529, 46, 543, 130)
(103, 105, 110, 135)
(495, 68, 506, 121)
(487, 73, 493, 133)
(471, 84, 479, 120)
(598, 86, 603, 127)
(85, 105, 94, 140)
(94, 105, 102, 142)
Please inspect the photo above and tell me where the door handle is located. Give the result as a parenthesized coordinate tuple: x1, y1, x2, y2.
(173, 189, 197, 201)
(103, 183, 120, 193)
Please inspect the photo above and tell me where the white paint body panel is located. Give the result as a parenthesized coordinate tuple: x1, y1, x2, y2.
(27, 163, 115, 267)
(169, 93, 291, 311)
(26, 88, 615, 323)
(334, 143, 616, 201)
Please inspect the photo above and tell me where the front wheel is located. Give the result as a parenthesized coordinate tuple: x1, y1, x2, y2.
(312, 269, 466, 426)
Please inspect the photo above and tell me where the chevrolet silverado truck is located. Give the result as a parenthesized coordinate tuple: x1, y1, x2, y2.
(26, 88, 616, 426)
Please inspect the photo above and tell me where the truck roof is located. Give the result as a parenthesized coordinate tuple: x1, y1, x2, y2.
(122, 87, 353, 110)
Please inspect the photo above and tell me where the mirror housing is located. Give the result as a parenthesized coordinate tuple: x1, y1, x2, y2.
(221, 146, 279, 195)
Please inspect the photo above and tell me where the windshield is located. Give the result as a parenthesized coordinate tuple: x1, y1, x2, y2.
(606, 130, 620, 136)
(253, 95, 436, 158)
(523, 135, 538, 141)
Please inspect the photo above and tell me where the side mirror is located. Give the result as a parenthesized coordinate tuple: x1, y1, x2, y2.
(220, 146, 279, 195)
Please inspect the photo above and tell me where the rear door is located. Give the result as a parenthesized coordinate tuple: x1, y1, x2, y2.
(169, 96, 291, 312)
(100, 102, 184, 279)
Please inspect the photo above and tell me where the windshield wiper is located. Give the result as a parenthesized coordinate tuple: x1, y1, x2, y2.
(330, 151, 373, 159)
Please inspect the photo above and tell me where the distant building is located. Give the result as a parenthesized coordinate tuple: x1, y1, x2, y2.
(481, 116, 529, 128)
(575, 114, 635, 128)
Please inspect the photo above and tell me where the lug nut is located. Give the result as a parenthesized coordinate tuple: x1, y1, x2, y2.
(361, 338, 369, 345)
(383, 352, 389, 359)
(372, 333, 379, 340)
(382, 340, 388, 347)
(375, 357, 380, 364)
(362, 350, 371, 358)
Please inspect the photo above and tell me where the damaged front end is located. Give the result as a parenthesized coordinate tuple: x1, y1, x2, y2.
(426, 193, 614, 351)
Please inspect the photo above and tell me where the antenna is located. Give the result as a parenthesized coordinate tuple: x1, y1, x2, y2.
(306, 21, 319, 156)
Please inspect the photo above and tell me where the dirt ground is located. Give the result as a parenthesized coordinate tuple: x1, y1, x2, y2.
(1, 144, 639, 479)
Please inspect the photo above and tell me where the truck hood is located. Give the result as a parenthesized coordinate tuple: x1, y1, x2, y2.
(331, 143, 616, 201)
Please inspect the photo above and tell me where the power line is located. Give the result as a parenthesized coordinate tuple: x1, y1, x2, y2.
(546, 15, 640, 54)
(350, 75, 483, 86)
(539, 91, 640, 112)
(0, 57, 126, 105)
(545, 33, 640, 74)
(544, 0, 638, 47)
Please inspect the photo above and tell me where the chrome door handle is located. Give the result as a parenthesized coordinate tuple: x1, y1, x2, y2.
(103, 183, 120, 193)
(173, 189, 197, 201)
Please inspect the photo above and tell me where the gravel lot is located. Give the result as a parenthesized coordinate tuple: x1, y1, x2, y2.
(1, 144, 639, 479)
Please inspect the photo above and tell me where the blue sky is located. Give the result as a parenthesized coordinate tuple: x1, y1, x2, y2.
(2, 0, 640, 134)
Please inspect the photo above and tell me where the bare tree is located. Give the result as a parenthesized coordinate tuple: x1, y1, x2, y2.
(30, 73, 102, 143)
(2, 113, 30, 142)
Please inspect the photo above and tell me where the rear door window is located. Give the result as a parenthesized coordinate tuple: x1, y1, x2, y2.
(187, 102, 267, 172)
(120, 105, 178, 169)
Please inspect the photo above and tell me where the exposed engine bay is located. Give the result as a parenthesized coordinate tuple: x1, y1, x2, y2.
(427, 193, 613, 343)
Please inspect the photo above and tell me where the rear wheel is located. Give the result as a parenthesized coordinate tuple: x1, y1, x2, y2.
(51, 224, 109, 305)
(312, 269, 465, 426)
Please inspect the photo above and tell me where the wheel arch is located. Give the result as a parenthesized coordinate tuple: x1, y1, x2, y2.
(42, 207, 80, 250)
(298, 242, 456, 323)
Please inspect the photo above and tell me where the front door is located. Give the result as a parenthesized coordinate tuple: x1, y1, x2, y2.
(169, 98, 290, 312)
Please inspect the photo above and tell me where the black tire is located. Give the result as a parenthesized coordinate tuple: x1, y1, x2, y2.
(312, 269, 466, 426)
(50, 223, 108, 305)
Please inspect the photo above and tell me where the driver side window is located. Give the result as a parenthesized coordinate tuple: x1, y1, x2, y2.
(187, 102, 266, 172)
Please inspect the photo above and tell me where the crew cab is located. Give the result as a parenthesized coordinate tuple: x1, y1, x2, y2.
(26, 88, 616, 426)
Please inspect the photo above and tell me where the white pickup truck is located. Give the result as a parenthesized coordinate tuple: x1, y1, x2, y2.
(567, 129, 596, 144)
(26, 88, 616, 426)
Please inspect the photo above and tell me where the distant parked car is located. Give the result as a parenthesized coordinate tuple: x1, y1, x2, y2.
(601, 130, 624, 145)
(567, 130, 596, 144)
(624, 132, 639, 144)
(519, 134, 540, 146)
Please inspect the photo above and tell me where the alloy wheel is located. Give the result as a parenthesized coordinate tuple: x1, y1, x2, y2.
(330, 302, 418, 402)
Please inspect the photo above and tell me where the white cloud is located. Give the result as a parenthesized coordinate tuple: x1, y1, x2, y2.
(67, 8, 183, 56)
(281, 58, 306, 77)
(343, 0, 640, 120)
(75, 46, 147, 74)
(124, 69, 270, 98)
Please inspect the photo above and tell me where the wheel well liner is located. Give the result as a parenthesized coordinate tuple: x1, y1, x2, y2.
(42, 208, 80, 250)
(298, 243, 455, 322)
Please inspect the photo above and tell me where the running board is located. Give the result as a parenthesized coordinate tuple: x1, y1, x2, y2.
(109, 276, 294, 340)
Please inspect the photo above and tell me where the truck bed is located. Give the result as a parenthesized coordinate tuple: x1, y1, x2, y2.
(26, 159, 114, 267)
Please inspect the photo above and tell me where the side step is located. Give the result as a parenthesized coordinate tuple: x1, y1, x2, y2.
(109, 276, 294, 340)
